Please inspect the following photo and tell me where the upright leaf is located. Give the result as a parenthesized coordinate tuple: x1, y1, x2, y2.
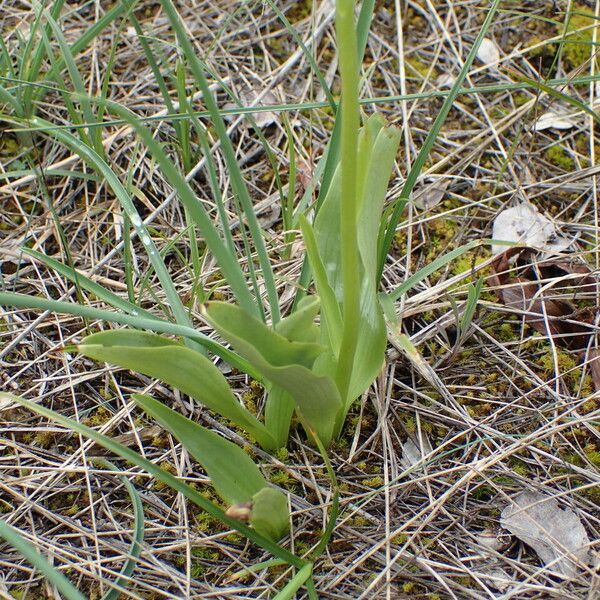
(312, 115, 400, 411)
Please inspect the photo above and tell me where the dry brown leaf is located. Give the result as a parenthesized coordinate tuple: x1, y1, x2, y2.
(492, 203, 571, 255)
(534, 111, 576, 132)
(500, 490, 592, 578)
(490, 204, 600, 389)
(224, 88, 279, 128)
(413, 179, 450, 211)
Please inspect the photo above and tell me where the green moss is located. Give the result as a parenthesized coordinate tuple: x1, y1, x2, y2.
(82, 406, 113, 427)
(152, 461, 177, 491)
(545, 144, 575, 170)
(33, 430, 57, 448)
(402, 582, 417, 594)
(538, 348, 580, 387)
(275, 447, 289, 462)
(526, 35, 557, 59)
(404, 56, 438, 79)
(362, 476, 384, 488)
(270, 469, 297, 492)
(191, 546, 220, 561)
(391, 533, 408, 546)
(286, 0, 312, 22)
(562, 5, 597, 69)
(0, 133, 20, 157)
(450, 251, 490, 277)
(349, 515, 370, 527)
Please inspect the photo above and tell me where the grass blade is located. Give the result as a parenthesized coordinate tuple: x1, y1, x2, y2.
(1, 113, 196, 339)
(0, 291, 258, 377)
(0, 519, 87, 600)
(96, 460, 144, 600)
(378, 0, 504, 278)
(22, 248, 156, 321)
(157, 0, 280, 323)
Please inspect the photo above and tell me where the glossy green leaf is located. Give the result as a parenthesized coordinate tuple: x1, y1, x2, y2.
(134, 394, 289, 540)
(264, 385, 295, 450)
(202, 302, 325, 369)
(266, 297, 322, 447)
(0, 393, 301, 564)
(202, 302, 342, 445)
(77, 330, 276, 450)
(299, 215, 343, 355)
(132, 394, 266, 504)
(312, 114, 400, 409)
(274, 296, 321, 344)
(250, 487, 290, 542)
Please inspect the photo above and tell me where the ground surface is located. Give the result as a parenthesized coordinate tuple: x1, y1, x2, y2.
(0, 1, 599, 598)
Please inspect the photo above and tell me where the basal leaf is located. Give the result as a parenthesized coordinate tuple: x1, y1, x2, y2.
(0, 393, 298, 558)
(250, 487, 290, 542)
(132, 394, 266, 505)
(203, 303, 341, 445)
(202, 302, 325, 369)
(274, 296, 320, 344)
(264, 385, 296, 450)
(77, 329, 276, 450)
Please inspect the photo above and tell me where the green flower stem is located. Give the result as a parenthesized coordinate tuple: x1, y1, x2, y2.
(335, 0, 361, 402)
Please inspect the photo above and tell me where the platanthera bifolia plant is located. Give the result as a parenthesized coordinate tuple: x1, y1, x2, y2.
(0, 0, 505, 594)
(0, 0, 398, 592)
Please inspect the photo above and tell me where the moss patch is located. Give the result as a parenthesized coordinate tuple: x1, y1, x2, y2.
(545, 144, 575, 170)
(562, 4, 597, 69)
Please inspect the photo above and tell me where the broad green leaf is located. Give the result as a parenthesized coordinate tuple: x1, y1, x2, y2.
(357, 119, 401, 279)
(349, 118, 400, 402)
(134, 394, 289, 541)
(274, 296, 321, 344)
(264, 385, 295, 450)
(313, 115, 400, 407)
(202, 302, 325, 369)
(0, 290, 258, 376)
(132, 394, 266, 505)
(250, 487, 290, 543)
(0, 393, 301, 564)
(266, 297, 322, 447)
(202, 303, 342, 445)
(77, 330, 276, 450)
(299, 215, 343, 355)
